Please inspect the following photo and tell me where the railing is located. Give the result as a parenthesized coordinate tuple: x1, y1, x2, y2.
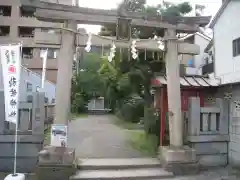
(34, 31, 61, 45)
(179, 64, 200, 76)
(187, 97, 229, 167)
(202, 62, 214, 75)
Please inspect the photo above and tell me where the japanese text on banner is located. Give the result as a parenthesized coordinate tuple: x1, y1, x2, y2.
(0, 45, 21, 124)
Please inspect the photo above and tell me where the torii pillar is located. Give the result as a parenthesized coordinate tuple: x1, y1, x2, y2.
(55, 21, 76, 125)
(38, 22, 76, 180)
(159, 29, 198, 174)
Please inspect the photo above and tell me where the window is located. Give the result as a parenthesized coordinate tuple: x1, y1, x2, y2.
(22, 47, 33, 59)
(26, 82, 33, 92)
(40, 48, 58, 59)
(0, 26, 10, 36)
(20, 6, 35, 17)
(41, 28, 60, 34)
(233, 38, 240, 57)
(0, 6, 11, 16)
(18, 27, 34, 37)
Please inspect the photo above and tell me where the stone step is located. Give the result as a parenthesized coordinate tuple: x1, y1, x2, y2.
(76, 158, 162, 170)
(71, 167, 174, 180)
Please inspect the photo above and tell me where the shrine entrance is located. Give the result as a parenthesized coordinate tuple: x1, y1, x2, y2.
(21, 0, 214, 177)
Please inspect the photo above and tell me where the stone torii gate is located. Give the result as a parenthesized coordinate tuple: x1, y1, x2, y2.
(22, 0, 211, 172)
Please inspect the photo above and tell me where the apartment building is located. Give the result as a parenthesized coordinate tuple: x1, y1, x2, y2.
(178, 32, 212, 76)
(0, 0, 72, 83)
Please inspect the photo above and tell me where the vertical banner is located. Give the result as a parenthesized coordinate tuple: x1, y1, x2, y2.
(0, 45, 21, 124)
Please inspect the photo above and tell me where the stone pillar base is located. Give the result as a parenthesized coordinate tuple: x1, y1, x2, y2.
(37, 146, 76, 180)
(159, 146, 199, 175)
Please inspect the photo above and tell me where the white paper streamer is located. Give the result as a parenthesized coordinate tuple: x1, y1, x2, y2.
(85, 32, 92, 52)
(131, 40, 138, 59)
(108, 43, 116, 62)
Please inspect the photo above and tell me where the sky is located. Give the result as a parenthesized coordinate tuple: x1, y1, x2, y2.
(78, 0, 222, 34)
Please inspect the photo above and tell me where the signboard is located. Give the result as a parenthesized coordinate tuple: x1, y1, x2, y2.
(0, 45, 21, 124)
(50, 124, 68, 147)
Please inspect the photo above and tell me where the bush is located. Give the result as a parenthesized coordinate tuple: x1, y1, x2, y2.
(118, 95, 144, 123)
(128, 131, 159, 157)
(71, 93, 87, 113)
(143, 106, 160, 144)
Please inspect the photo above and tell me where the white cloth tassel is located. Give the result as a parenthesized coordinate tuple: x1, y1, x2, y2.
(131, 40, 138, 59)
(157, 40, 165, 51)
(85, 33, 92, 52)
(108, 43, 116, 62)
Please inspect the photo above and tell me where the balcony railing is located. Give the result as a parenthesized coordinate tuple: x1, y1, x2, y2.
(34, 31, 61, 45)
(202, 62, 214, 75)
(179, 64, 201, 76)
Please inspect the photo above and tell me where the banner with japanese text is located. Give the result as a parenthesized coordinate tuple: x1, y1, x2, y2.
(0, 45, 21, 124)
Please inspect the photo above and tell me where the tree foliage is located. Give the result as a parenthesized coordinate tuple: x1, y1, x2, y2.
(99, 0, 192, 38)
(71, 53, 104, 113)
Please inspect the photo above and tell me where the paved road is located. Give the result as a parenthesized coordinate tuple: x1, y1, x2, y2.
(175, 167, 239, 180)
(68, 115, 143, 158)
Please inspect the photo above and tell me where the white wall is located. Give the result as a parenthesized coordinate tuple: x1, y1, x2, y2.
(194, 34, 210, 68)
(214, 1, 240, 84)
(179, 33, 210, 76)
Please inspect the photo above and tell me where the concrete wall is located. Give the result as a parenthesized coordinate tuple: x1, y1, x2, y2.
(0, 91, 46, 172)
(188, 97, 229, 167)
(0, 64, 56, 103)
(88, 98, 105, 110)
(200, 84, 240, 166)
(214, 84, 240, 165)
(214, 1, 240, 84)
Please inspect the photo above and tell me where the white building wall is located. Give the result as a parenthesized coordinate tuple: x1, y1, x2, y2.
(213, 0, 240, 166)
(214, 1, 240, 84)
(180, 33, 210, 76)
(194, 34, 210, 68)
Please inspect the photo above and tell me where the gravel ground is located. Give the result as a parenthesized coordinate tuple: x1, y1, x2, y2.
(67, 115, 143, 158)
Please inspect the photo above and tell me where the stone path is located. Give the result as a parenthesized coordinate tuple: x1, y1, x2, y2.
(68, 115, 143, 158)
(66, 114, 240, 179)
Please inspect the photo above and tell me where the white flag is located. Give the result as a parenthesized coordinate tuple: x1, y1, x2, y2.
(0, 45, 21, 124)
(41, 49, 48, 89)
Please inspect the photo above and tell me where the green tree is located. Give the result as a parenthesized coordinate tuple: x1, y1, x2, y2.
(71, 53, 104, 113)
(99, 0, 192, 38)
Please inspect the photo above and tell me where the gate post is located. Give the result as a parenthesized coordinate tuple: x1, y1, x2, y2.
(37, 21, 76, 180)
(158, 29, 198, 175)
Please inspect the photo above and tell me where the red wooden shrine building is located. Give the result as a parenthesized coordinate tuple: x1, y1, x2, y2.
(151, 75, 220, 145)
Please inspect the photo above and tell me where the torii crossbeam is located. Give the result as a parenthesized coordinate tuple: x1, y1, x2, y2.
(21, 0, 212, 172)
(21, 0, 210, 33)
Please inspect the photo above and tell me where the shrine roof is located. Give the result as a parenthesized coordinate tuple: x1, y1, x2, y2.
(152, 75, 220, 87)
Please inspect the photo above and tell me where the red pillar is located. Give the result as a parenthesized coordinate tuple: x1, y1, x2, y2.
(160, 87, 168, 146)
